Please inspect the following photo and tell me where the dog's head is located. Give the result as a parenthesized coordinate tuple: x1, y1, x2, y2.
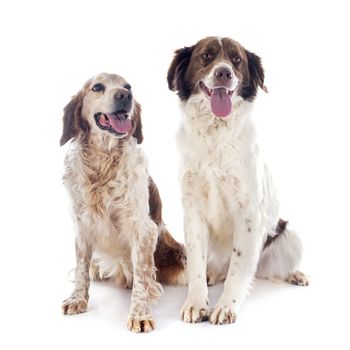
(60, 73, 143, 146)
(167, 37, 267, 118)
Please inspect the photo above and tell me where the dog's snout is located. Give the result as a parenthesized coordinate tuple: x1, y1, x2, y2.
(214, 67, 233, 85)
(114, 89, 132, 111)
(114, 89, 132, 102)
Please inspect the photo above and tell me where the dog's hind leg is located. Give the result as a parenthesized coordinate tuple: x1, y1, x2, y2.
(256, 219, 309, 286)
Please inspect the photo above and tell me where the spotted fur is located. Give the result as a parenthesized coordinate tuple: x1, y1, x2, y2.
(168, 37, 308, 325)
(61, 73, 186, 333)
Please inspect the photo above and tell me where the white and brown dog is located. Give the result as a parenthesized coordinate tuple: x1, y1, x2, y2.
(60, 73, 185, 332)
(167, 37, 308, 325)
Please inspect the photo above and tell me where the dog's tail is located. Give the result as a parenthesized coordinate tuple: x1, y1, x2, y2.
(154, 226, 187, 285)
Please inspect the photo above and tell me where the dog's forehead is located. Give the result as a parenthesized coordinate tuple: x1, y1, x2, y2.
(193, 37, 244, 56)
(194, 37, 222, 53)
(89, 73, 127, 88)
(222, 38, 245, 55)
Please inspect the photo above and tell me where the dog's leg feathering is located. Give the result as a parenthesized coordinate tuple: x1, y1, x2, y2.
(62, 234, 92, 315)
(127, 220, 162, 333)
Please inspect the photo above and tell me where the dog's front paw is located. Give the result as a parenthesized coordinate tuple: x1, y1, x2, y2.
(181, 297, 209, 323)
(127, 316, 155, 333)
(210, 305, 236, 325)
(287, 271, 309, 286)
(62, 296, 88, 315)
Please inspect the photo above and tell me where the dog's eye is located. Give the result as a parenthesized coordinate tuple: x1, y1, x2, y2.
(233, 56, 242, 63)
(124, 84, 132, 90)
(92, 83, 105, 92)
(202, 52, 210, 59)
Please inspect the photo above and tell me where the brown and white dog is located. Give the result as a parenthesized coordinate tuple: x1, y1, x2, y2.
(167, 37, 308, 325)
(60, 73, 186, 332)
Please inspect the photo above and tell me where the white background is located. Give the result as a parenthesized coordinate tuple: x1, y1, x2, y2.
(1, 0, 349, 349)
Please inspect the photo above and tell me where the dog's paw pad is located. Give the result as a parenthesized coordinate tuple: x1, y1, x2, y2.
(181, 302, 210, 323)
(287, 271, 309, 286)
(210, 305, 236, 325)
(62, 297, 88, 315)
(127, 318, 155, 333)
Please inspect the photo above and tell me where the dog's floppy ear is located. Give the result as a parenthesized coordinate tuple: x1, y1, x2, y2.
(60, 92, 82, 146)
(167, 46, 194, 100)
(60, 92, 90, 146)
(132, 101, 143, 144)
(242, 50, 268, 100)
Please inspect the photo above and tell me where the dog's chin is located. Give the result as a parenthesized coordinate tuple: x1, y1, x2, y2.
(94, 112, 132, 138)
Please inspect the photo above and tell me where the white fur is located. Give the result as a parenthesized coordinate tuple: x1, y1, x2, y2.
(178, 77, 305, 324)
(202, 62, 238, 91)
(256, 227, 303, 281)
(63, 136, 162, 320)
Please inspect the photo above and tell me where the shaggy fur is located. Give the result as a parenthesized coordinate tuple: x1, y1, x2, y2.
(61, 73, 185, 333)
(167, 37, 308, 325)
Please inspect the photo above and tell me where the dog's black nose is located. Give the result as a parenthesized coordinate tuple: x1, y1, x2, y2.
(214, 67, 233, 85)
(114, 90, 132, 102)
(114, 89, 132, 111)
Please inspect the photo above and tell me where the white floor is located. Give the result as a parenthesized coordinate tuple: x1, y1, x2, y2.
(3, 220, 349, 350)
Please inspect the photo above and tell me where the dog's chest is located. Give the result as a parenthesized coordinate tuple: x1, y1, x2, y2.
(181, 126, 257, 237)
(198, 141, 253, 208)
(66, 144, 149, 233)
(206, 172, 242, 238)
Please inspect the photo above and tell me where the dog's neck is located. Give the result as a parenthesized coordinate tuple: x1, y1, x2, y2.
(76, 133, 136, 177)
(181, 96, 255, 141)
(80, 132, 134, 154)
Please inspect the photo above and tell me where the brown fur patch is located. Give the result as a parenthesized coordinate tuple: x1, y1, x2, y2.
(167, 36, 266, 101)
(132, 101, 143, 144)
(154, 228, 186, 284)
(263, 218, 289, 249)
(276, 218, 288, 234)
(148, 177, 162, 225)
(148, 178, 187, 284)
(60, 92, 90, 146)
(167, 46, 194, 100)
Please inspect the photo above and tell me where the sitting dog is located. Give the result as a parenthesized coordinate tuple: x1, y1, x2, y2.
(60, 73, 186, 332)
(167, 37, 308, 325)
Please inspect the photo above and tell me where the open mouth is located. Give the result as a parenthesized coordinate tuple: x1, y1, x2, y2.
(94, 111, 132, 136)
(199, 81, 235, 118)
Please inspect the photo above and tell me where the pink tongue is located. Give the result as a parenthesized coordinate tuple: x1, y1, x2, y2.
(107, 114, 132, 133)
(210, 88, 232, 118)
